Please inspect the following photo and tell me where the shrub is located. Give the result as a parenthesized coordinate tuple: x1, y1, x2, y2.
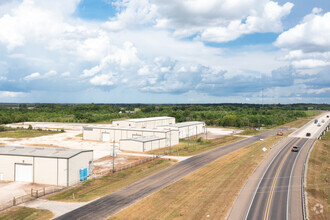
(28, 125, 33, 130)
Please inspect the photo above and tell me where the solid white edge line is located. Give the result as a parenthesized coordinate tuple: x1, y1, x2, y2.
(286, 138, 309, 220)
(244, 137, 297, 220)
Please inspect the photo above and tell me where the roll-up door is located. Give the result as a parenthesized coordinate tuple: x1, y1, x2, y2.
(15, 164, 33, 182)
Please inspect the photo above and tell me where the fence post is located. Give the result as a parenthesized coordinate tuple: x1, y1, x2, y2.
(36, 190, 38, 198)
(13, 197, 16, 206)
(43, 187, 45, 196)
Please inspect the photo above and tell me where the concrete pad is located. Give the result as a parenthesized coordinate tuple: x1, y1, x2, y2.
(21, 199, 89, 218)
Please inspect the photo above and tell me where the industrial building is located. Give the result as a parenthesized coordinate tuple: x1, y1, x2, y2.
(161, 121, 206, 139)
(83, 126, 179, 146)
(0, 146, 93, 187)
(120, 136, 167, 152)
(82, 116, 205, 152)
(112, 116, 175, 129)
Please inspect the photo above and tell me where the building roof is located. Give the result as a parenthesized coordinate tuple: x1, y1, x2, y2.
(114, 116, 174, 123)
(83, 126, 172, 133)
(0, 145, 92, 159)
(121, 136, 165, 143)
(163, 121, 204, 128)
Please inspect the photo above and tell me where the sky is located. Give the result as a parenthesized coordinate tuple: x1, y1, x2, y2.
(0, 0, 329, 104)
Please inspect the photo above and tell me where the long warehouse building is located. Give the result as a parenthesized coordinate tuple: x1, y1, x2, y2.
(83, 126, 179, 146)
(112, 116, 175, 129)
(0, 146, 93, 186)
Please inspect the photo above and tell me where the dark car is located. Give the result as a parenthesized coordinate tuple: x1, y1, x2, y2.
(292, 146, 299, 152)
(306, 132, 311, 137)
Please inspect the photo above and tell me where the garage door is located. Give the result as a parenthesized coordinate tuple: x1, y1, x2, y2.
(102, 133, 110, 142)
(15, 164, 33, 182)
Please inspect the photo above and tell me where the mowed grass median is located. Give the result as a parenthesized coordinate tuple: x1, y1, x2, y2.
(47, 159, 176, 202)
(0, 207, 53, 220)
(147, 135, 244, 156)
(110, 134, 286, 220)
(0, 127, 61, 138)
(307, 131, 329, 220)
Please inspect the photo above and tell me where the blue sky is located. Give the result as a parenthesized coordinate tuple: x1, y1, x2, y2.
(0, 0, 329, 103)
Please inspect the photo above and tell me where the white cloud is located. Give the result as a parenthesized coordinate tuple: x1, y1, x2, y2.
(275, 10, 330, 52)
(90, 74, 117, 86)
(108, 0, 293, 42)
(24, 72, 41, 81)
(307, 88, 330, 95)
(275, 9, 330, 71)
(0, 90, 25, 97)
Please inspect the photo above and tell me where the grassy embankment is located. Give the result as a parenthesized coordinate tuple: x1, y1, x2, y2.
(307, 131, 329, 220)
(147, 135, 244, 156)
(0, 127, 62, 138)
(0, 207, 53, 220)
(110, 133, 287, 220)
(48, 159, 175, 202)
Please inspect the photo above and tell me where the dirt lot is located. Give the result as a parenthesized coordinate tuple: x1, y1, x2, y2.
(0, 181, 55, 204)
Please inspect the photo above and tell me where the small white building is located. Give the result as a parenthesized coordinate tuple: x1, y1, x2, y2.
(83, 126, 179, 146)
(120, 136, 167, 152)
(161, 121, 206, 139)
(0, 146, 93, 187)
(112, 116, 175, 129)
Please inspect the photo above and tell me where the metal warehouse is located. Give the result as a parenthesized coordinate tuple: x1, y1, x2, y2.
(161, 121, 206, 139)
(83, 126, 179, 146)
(112, 116, 175, 129)
(0, 146, 93, 187)
(120, 136, 167, 152)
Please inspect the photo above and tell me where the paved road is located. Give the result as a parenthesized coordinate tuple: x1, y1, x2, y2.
(246, 137, 308, 220)
(228, 112, 330, 220)
(56, 130, 278, 220)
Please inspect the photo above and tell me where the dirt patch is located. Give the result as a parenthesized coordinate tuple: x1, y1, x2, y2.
(93, 155, 145, 175)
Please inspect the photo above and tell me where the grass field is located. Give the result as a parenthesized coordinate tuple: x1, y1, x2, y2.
(47, 159, 176, 202)
(147, 135, 244, 156)
(0, 207, 53, 220)
(307, 131, 329, 220)
(0, 128, 61, 138)
(110, 134, 286, 220)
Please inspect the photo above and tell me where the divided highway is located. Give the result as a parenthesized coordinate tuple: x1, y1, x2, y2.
(246, 137, 308, 220)
(228, 112, 330, 220)
(56, 130, 278, 220)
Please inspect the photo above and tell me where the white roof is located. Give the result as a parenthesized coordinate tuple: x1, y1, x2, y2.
(84, 126, 171, 133)
(0, 145, 92, 159)
(115, 116, 174, 123)
(163, 121, 204, 128)
(121, 136, 165, 143)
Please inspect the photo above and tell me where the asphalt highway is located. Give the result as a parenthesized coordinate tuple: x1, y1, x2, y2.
(246, 137, 308, 220)
(56, 130, 278, 220)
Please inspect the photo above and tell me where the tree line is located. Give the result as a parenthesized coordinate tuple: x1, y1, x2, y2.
(0, 103, 328, 128)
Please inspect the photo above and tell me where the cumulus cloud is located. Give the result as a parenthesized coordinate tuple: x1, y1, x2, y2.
(275, 9, 330, 70)
(108, 0, 293, 42)
(0, 90, 25, 97)
(24, 72, 41, 81)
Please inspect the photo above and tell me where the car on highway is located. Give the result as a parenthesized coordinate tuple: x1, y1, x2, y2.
(321, 119, 325, 123)
(306, 132, 311, 137)
(291, 145, 299, 152)
(317, 123, 321, 127)
(327, 115, 329, 118)
(314, 119, 318, 124)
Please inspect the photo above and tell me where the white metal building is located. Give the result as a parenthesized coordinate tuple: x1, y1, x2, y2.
(0, 146, 93, 187)
(161, 121, 206, 139)
(112, 116, 175, 129)
(83, 126, 179, 146)
(120, 136, 167, 152)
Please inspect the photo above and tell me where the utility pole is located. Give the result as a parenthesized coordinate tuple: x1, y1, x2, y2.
(112, 139, 115, 173)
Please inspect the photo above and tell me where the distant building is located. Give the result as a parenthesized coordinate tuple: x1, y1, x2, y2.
(82, 116, 205, 152)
